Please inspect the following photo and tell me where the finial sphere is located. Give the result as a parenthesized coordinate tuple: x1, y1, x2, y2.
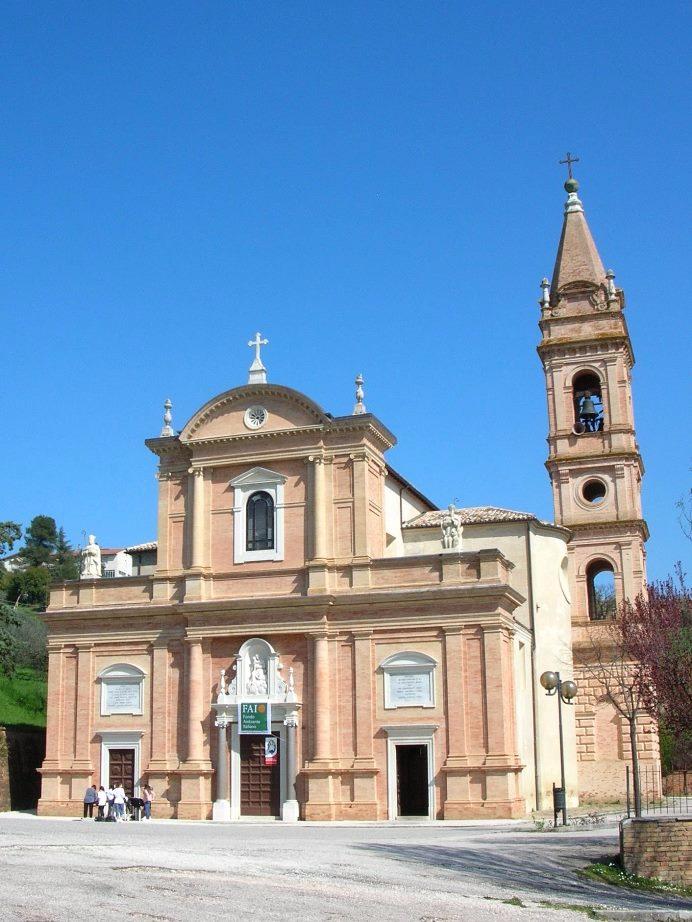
(564, 177, 579, 194)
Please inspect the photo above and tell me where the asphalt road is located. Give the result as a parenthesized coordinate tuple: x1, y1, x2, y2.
(0, 814, 689, 921)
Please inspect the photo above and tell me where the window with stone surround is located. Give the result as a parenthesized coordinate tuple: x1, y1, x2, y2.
(230, 466, 286, 564)
(246, 491, 275, 551)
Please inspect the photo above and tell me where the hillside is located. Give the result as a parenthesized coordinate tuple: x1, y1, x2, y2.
(0, 604, 47, 728)
(0, 667, 46, 728)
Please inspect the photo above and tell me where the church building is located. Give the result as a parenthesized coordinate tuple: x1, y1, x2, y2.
(37, 173, 658, 821)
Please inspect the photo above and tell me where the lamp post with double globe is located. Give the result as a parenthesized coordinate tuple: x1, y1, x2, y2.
(540, 670, 578, 825)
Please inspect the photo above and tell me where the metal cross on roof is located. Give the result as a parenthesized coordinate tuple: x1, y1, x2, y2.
(559, 152, 580, 179)
(247, 332, 269, 384)
(248, 331, 268, 363)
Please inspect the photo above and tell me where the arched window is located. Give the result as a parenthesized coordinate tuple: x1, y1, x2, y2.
(586, 560, 616, 621)
(246, 491, 275, 552)
(573, 372, 604, 433)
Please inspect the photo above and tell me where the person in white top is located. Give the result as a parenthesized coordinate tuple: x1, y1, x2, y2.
(106, 786, 115, 818)
(112, 784, 127, 821)
(96, 786, 108, 820)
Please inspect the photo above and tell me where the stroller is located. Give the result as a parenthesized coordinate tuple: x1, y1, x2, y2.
(127, 797, 145, 821)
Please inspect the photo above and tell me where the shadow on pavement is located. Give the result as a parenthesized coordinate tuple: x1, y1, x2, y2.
(353, 840, 692, 911)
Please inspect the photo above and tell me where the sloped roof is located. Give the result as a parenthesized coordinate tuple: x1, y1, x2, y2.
(403, 506, 538, 528)
(551, 182, 606, 293)
(124, 541, 158, 553)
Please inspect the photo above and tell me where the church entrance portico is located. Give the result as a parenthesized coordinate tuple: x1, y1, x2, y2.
(212, 638, 301, 822)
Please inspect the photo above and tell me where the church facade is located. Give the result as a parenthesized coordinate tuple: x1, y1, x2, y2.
(37, 175, 657, 821)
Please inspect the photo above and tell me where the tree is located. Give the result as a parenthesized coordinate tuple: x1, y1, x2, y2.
(20, 516, 59, 568)
(5, 567, 51, 609)
(51, 527, 79, 581)
(0, 522, 23, 675)
(676, 487, 692, 542)
(0, 521, 22, 559)
(618, 568, 692, 768)
(576, 623, 648, 816)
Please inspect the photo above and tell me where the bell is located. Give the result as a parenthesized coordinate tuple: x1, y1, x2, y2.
(580, 395, 596, 418)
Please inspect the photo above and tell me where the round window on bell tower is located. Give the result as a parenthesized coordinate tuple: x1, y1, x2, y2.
(582, 479, 606, 505)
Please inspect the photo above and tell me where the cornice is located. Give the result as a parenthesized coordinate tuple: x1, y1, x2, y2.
(537, 333, 634, 367)
(564, 518, 650, 541)
(40, 579, 525, 628)
(187, 424, 325, 448)
(546, 450, 643, 467)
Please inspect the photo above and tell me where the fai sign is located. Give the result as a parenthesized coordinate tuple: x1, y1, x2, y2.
(238, 701, 271, 734)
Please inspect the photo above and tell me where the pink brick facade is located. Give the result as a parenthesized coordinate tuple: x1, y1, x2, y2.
(38, 384, 530, 821)
(38, 176, 658, 821)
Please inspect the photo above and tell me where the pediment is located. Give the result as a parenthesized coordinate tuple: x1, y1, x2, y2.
(179, 384, 330, 443)
(229, 466, 287, 487)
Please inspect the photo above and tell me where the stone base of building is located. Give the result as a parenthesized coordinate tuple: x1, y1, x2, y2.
(37, 799, 83, 817)
(443, 799, 525, 819)
(177, 800, 213, 820)
(310, 802, 380, 821)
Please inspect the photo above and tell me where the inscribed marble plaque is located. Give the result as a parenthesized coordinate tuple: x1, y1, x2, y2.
(105, 682, 141, 713)
(388, 672, 430, 706)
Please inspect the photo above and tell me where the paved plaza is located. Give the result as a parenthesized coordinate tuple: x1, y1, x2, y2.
(0, 815, 690, 921)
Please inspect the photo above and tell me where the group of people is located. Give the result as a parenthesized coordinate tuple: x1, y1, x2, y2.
(82, 783, 155, 821)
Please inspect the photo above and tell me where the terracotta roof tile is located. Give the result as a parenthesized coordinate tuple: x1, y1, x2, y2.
(403, 506, 537, 528)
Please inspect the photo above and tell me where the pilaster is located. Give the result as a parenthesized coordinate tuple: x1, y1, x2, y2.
(72, 644, 94, 772)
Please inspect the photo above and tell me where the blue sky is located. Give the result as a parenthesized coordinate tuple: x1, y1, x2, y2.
(2, 2, 690, 579)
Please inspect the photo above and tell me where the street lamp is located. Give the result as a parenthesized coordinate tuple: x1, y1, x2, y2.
(540, 670, 577, 826)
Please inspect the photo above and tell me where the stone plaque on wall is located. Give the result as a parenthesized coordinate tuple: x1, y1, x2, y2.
(388, 671, 431, 707)
(104, 682, 141, 714)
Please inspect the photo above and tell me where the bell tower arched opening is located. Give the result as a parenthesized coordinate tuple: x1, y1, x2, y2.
(586, 560, 616, 621)
(572, 372, 604, 433)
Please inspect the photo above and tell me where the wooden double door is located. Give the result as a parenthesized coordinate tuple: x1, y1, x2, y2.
(108, 749, 135, 797)
(240, 732, 280, 817)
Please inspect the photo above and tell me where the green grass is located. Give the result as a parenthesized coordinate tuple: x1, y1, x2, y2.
(0, 666, 47, 727)
(539, 900, 601, 918)
(578, 860, 692, 898)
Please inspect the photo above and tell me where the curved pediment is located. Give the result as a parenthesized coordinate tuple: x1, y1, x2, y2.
(180, 384, 331, 443)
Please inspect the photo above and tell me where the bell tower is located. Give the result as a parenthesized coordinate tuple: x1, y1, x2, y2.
(538, 170, 648, 625)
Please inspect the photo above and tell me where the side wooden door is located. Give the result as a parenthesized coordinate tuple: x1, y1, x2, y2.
(108, 749, 135, 797)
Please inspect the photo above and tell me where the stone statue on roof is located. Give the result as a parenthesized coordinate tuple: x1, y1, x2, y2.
(441, 504, 461, 550)
(81, 535, 101, 578)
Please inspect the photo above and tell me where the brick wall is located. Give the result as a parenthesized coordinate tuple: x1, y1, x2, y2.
(622, 817, 692, 886)
(573, 664, 660, 802)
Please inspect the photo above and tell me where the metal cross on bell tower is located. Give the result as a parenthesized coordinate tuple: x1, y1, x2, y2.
(559, 152, 580, 179)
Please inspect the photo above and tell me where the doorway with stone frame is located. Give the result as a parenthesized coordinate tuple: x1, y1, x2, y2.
(384, 725, 437, 820)
(230, 721, 287, 820)
(396, 744, 429, 817)
(239, 731, 281, 817)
